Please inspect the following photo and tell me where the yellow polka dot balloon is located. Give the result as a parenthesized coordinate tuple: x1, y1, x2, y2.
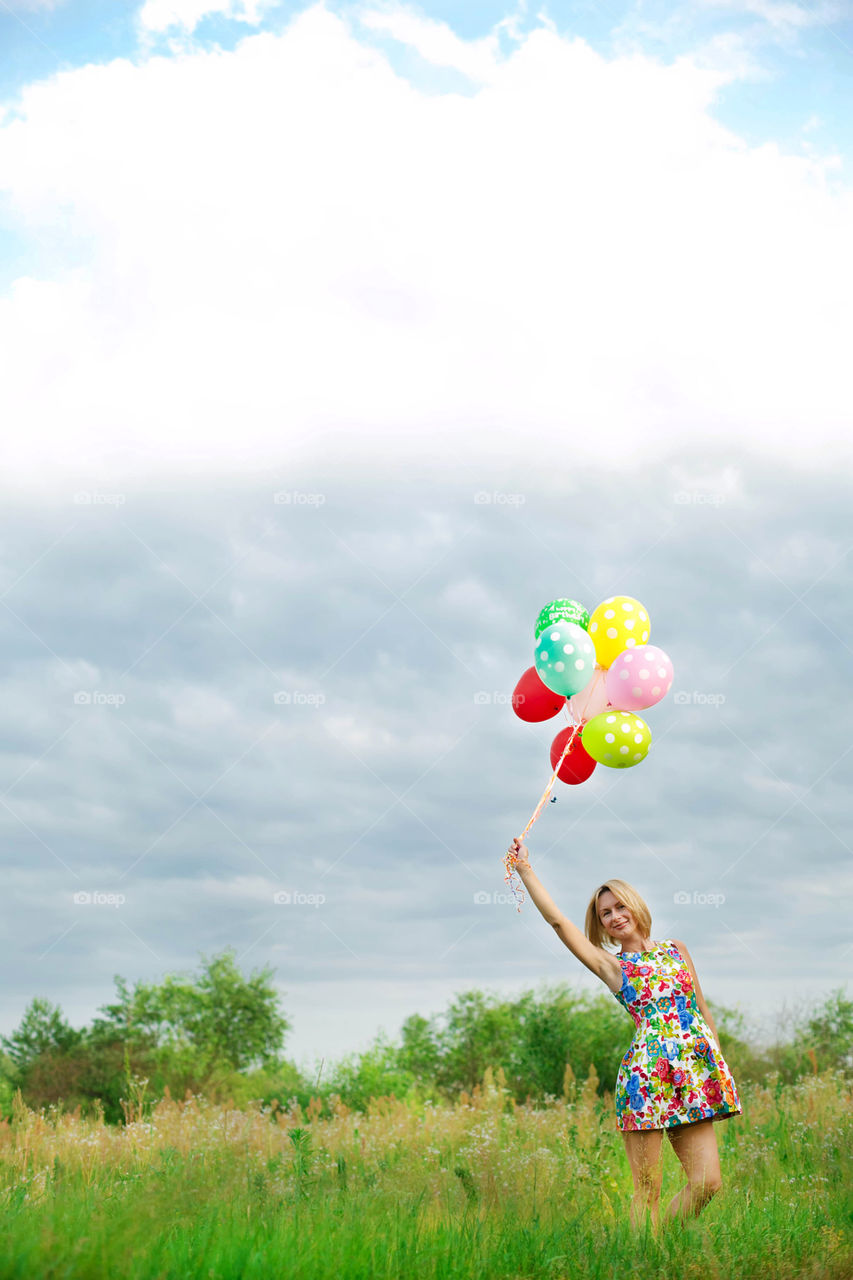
(582, 711, 652, 768)
(587, 596, 651, 668)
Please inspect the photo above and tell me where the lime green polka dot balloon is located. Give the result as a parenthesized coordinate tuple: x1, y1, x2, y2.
(534, 598, 590, 639)
(581, 711, 652, 768)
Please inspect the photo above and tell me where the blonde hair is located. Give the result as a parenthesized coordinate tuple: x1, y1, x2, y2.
(585, 879, 652, 952)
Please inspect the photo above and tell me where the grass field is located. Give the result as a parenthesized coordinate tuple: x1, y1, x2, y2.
(0, 1064, 849, 1279)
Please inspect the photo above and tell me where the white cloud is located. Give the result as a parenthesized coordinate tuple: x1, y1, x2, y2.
(359, 5, 506, 82)
(0, 2, 851, 488)
(137, 0, 277, 35)
(686, 29, 771, 80)
(698, 0, 843, 33)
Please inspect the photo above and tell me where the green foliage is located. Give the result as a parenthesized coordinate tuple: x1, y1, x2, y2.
(0, 1053, 17, 1117)
(794, 988, 853, 1074)
(0, 949, 294, 1122)
(1, 997, 84, 1069)
(316, 983, 629, 1112)
(398, 1013, 442, 1080)
(701, 990, 853, 1088)
(324, 1030, 419, 1111)
(1, 951, 849, 1130)
(213, 1061, 308, 1110)
(315, 982, 853, 1114)
(511, 985, 627, 1100)
(431, 983, 636, 1103)
(90, 947, 290, 1084)
(438, 990, 519, 1094)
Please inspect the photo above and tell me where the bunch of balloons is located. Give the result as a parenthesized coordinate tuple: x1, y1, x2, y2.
(503, 595, 673, 909)
(512, 595, 673, 787)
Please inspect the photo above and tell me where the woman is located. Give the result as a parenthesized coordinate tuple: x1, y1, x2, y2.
(507, 836, 742, 1233)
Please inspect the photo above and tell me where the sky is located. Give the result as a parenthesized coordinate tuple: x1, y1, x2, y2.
(0, 0, 851, 1076)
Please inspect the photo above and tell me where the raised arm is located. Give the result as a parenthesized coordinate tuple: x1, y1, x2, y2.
(509, 838, 621, 990)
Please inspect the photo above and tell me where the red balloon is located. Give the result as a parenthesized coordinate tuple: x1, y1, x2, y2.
(512, 666, 566, 722)
(550, 726, 597, 784)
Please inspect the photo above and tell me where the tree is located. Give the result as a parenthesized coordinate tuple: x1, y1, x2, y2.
(398, 1013, 442, 1081)
(90, 948, 291, 1090)
(435, 990, 521, 1094)
(1, 998, 83, 1071)
(794, 988, 853, 1075)
(325, 1031, 418, 1111)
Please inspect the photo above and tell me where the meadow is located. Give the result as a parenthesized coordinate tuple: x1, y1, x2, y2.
(0, 1062, 849, 1279)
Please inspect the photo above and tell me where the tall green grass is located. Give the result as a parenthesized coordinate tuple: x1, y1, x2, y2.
(0, 1065, 849, 1278)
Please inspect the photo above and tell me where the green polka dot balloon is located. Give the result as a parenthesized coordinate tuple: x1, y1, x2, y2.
(581, 711, 652, 768)
(534, 620, 596, 697)
(534, 598, 590, 639)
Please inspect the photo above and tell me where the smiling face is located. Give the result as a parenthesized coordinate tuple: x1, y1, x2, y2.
(597, 889, 634, 941)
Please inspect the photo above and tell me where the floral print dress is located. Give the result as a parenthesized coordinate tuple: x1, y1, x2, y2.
(611, 939, 743, 1131)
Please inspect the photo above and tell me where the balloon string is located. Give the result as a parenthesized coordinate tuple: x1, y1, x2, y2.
(502, 722, 581, 912)
(503, 667, 606, 912)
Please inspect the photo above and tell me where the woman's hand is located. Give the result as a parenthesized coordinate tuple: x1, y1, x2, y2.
(508, 836, 531, 874)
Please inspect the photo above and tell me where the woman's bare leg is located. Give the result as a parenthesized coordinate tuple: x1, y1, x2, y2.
(664, 1119, 723, 1222)
(621, 1129, 664, 1233)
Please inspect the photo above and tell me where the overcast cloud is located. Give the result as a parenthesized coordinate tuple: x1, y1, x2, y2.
(0, 448, 849, 1069)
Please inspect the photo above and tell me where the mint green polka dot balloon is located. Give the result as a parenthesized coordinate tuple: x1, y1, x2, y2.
(534, 620, 595, 697)
(534, 598, 590, 639)
(582, 711, 652, 768)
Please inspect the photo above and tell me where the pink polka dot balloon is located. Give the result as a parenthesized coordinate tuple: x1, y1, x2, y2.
(604, 644, 674, 712)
